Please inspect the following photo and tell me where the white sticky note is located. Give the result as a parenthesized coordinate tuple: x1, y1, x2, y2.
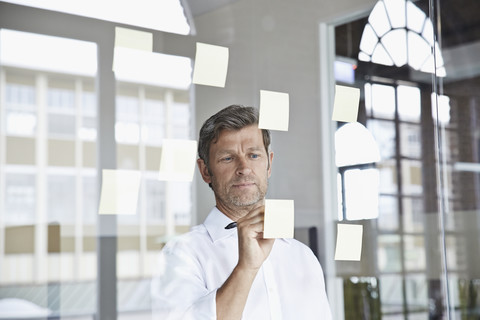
(334, 224, 363, 261)
(192, 42, 229, 87)
(332, 85, 360, 122)
(98, 169, 141, 215)
(158, 139, 198, 182)
(263, 199, 294, 239)
(258, 90, 290, 131)
(115, 27, 153, 52)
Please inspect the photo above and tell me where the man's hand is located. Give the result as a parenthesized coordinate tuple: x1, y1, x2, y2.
(236, 205, 275, 271)
(216, 205, 275, 320)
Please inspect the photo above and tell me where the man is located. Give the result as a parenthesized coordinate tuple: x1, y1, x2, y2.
(152, 105, 332, 319)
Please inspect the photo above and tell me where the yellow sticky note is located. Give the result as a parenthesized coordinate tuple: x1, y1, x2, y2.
(332, 85, 360, 122)
(115, 27, 153, 52)
(263, 199, 295, 239)
(334, 224, 363, 261)
(98, 169, 141, 215)
(158, 139, 198, 182)
(258, 90, 290, 131)
(192, 42, 229, 87)
(113, 27, 153, 72)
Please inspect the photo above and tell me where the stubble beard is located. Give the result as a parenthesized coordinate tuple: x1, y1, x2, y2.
(211, 176, 268, 209)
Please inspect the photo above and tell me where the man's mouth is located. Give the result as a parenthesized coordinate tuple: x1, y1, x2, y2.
(232, 181, 255, 188)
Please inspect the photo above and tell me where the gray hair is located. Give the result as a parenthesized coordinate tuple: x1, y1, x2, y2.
(198, 105, 271, 169)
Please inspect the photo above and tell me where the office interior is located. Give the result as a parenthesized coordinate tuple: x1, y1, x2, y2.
(0, 0, 479, 319)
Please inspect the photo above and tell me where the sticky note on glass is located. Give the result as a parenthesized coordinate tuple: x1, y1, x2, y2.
(98, 169, 141, 215)
(334, 224, 363, 261)
(113, 27, 153, 72)
(258, 90, 290, 131)
(158, 139, 198, 181)
(263, 199, 294, 239)
(115, 27, 153, 52)
(332, 85, 360, 122)
(192, 42, 229, 87)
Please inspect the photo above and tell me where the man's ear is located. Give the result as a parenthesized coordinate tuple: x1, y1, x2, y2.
(267, 151, 274, 178)
(197, 158, 212, 184)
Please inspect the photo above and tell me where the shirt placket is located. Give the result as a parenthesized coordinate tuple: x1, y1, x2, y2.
(262, 259, 283, 320)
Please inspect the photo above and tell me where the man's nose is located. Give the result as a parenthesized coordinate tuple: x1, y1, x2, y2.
(236, 158, 252, 175)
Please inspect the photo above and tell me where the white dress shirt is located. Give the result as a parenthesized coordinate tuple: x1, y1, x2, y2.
(151, 207, 332, 320)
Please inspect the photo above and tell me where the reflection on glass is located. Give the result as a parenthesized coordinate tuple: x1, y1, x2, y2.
(116, 95, 140, 144)
(401, 159, 423, 195)
(397, 85, 420, 122)
(377, 160, 398, 193)
(82, 174, 97, 224)
(5, 172, 36, 225)
(344, 169, 380, 220)
(146, 179, 165, 222)
(2, 0, 191, 35)
(378, 195, 398, 231)
(142, 98, 165, 145)
(5, 82, 36, 136)
(399, 123, 421, 158)
(369, 1, 390, 37)
(47, 174, 76, 224)
(378, 235, 402, 272)
(381, 29, 407, 67)
(405, 274, 428, 313)
(380, 274, 404, 315)
(431, 93, 451, 125)
(48, 114, 76, 137)
(1, 29, 99, 317)
(402, 197, 424, 233)
(372, 84, 396, 119)
(403, 235, 426, 271)
(335, 122, 381, 167)
(367, 119, 396, 160)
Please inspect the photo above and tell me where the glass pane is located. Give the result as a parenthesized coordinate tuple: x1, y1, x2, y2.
(367, 119, 395, 160)
(403, 235, 426, 271)
(2, 0, 191, 35)
(399, 123, 421, 158)
(1, 29, 98, 318)
(378, 195, 398, 231)
(378, 159, 398, 194)
(47, 174, 76, 224)
(48, 114, 76, 137)
(82, 175, 98, 224)
(142, 98, 165, 145)
(380, 274, 404, 316)
(405, 274, 428, 313)
(344, 168, 380, 220)
(47, 87, 75, 111)
(4, 172, 36, 225)
(5, 110, 37, 136)
(401, 159, 422, 195)
(397, 85, 421, 122)
(402, 197, 424, 233)
(378, 235, 402, 273)
(372, 84, 396, 119)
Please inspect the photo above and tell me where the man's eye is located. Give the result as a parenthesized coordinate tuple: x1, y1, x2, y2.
(222, 157, 233, 162)
(250, 154, 259, 159)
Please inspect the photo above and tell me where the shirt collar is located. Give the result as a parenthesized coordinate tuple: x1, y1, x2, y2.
(203, 207, 237, 242)
(203, 207, 292, 245)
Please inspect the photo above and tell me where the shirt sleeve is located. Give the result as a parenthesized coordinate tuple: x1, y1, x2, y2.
(151, 240, 217, 320)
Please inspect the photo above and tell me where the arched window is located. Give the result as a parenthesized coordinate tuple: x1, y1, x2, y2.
(358, 0, 446, 76)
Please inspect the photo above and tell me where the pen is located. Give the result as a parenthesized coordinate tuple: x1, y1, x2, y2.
(225, 222, 237, 229)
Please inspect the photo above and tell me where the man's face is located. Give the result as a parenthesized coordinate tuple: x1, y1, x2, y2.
(198, 125, 273, 210)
